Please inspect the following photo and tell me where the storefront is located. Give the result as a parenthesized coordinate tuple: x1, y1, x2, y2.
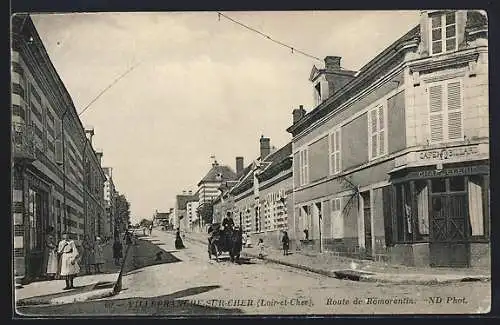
(14, 164, 53, 281)
(388, 161, 490, 268)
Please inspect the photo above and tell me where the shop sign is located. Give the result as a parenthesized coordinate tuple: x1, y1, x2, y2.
(264, 189, 287, 204)
(417, 145, 480, 162)
(413, 165, 489, 179)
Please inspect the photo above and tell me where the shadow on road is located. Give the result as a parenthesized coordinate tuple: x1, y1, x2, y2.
(16, 281, 110, 306)
(16, 285, 244, 316)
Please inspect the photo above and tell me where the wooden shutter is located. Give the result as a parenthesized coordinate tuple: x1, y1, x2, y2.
(378, 105, 385, 156)
(331, 198, 343, 239)
(429, 84, 444, 142)
(447, 81, 463, 140)
(369, 109, 378, 158)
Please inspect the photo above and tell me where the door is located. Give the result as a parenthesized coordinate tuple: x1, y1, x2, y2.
(429, 177, 469, 267)
(361, 191, 372, 258)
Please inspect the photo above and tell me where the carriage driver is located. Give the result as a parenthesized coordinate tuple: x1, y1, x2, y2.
(222, 211, 235, 231)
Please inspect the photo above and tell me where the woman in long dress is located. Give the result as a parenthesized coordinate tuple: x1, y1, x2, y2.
(81, 235, 95, 274)
(93, 237, 105, 273)
(57, 233, 80, 290)
(42, 227, 58, 279)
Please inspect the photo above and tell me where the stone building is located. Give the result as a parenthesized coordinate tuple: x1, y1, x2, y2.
(11, 14, 107, 282)
(287, 10, 489, 268)
(212, 136, 294, 250)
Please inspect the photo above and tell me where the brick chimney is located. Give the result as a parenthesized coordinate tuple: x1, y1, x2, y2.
(323, 56, 356, 96)
(85, 127, 95, 146)
(95, 150, 103, 165)
(260, 135, 271, 159)
(325, 56, 341, 72)
(292, 105, 307, 124)
(236, 157, 244, 176)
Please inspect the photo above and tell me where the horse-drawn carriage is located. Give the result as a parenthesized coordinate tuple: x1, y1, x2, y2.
(207, 223, 243, 263)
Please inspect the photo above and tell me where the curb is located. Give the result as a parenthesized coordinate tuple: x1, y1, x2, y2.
(48, 288, 116, 305)
(183, 234, 490, 285)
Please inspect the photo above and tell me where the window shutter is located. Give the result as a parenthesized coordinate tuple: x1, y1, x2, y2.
(447, 81, 462, 140)
(304, 149, 309, 183)
(370, 109, 378, 158)
(378, 105, 385, 156)
(320, 80, 329, 102)
(429, 84, 444, 142)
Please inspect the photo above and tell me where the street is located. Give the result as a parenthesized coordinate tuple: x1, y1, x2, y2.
(17, 230, 491, 316)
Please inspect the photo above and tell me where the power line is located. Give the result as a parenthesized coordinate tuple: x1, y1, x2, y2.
(78, 61, 141, 117)
(216, 12, 322, 62)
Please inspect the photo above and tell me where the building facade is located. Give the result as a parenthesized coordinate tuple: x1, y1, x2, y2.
(102, 167, 116, 238)
(175, 191, 198, 231)
(196, 160, 237, 227)
(11, 14, 107, 282)
(287, 10, 489, 268)
(186, 200, 200, 231)
(212, 137, 294, 250)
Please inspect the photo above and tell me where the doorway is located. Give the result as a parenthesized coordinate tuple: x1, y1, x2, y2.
(361, 191, 372, 258)
(429, 177, 469, 267)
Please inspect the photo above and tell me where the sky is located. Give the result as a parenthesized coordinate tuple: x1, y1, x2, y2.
(30, 11, 420, 224)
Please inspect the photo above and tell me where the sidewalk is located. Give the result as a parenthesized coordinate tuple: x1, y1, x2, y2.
(15, 235, 168, 307)
(183, 231, 490, 285)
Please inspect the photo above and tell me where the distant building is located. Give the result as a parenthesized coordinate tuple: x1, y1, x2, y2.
(196, 159, 238, 227)
(102, 167, 116, 238)
(175, 191, 198, 231)
(213, 136, 293, 249)
(186, 200, 199, 231)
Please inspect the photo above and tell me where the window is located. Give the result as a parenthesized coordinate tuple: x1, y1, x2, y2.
(428, 80, 463, 143)
(300, 205, 312, 239)
(331, 198, 343, 239)
(298, 148, 309, 186)
(430, 12, 457, 55)
(368, 104, 387, 160)
(329, 129, 341, 174)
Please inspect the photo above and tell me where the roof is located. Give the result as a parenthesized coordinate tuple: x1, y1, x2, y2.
(197, 164, 237, 186)
(230, 142, 292, 196)
(176, 194, 198, 210)
(287, 25, 420, 136)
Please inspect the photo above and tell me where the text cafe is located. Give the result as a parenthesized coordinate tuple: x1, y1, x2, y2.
(387, 162, 490, 269)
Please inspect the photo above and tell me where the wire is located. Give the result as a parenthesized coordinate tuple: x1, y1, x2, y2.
(78, 61, 142, 117)
(216, 12, 322, 62)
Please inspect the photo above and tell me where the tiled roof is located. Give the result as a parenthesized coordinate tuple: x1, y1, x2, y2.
(230, 142, 292, 195)
(197, 165, 237, 186)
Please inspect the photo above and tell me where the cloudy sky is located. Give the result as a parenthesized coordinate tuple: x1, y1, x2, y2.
(31, 11, 420, 224)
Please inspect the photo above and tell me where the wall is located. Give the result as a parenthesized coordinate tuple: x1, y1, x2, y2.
(342, 114, 369, 169)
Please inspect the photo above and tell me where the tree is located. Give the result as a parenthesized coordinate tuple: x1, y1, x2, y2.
(139, 218, 153, 228)
(115, 194, 131, 232)
(198, 201, 214, 225)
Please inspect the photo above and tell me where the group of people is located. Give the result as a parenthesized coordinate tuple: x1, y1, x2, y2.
(256, 231, 290, 259)
(42, 227, 127, 290)
(41, 228, 82, 290)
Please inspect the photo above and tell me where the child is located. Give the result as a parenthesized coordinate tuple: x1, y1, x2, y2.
(257, 238, 265, 259)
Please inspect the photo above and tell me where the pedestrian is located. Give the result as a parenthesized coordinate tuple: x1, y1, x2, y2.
(42, 227, 58, 280)
(57, 232, 80, 290)
(93, 237, 105, 273)
(175, 228, 185, 249)
(81, 235, 95, 274)
(123, 230, 133, 246)
(112, 238, 123, 266)
(257, 238, 265, 259)
(149, 224, 153, 236)
(282, 231, 290, 256)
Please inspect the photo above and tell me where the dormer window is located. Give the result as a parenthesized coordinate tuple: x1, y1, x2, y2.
(430, 11, 457, 55)
(314, 83, 322, 106)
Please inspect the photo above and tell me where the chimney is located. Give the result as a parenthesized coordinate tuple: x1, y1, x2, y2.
(85, 127, 95, 146)
(292, 105, 307, 124)
(95, 149, 103, 165)
(212, 160, 219, 167)
(324, 56, 341, 72)
(260, 135, 271, 159)
(236, 157, 244, 176)
(323, 56, 356, 96)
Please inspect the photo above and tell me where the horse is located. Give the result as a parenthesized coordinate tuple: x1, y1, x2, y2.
(208, 225, 243, 263)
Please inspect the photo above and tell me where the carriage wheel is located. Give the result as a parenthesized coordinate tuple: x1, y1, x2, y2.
(214, 244, 220, 263)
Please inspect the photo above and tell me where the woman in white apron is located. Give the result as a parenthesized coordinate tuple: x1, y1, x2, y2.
(57, 232, 80, 290)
